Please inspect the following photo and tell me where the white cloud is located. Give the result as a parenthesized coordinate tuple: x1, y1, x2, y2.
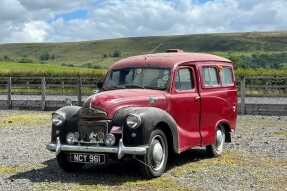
(3, 21, 50, 43)
(0, 0, 287, 43)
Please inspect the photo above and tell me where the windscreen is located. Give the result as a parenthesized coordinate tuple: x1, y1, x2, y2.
(104, 67, 170, 91)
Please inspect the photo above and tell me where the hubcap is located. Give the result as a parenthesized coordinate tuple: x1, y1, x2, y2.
(152, 142, 163, 164)
(151, 135, 165, 171)
(215, 128, 224, 152)
(216, 129, 223, 146)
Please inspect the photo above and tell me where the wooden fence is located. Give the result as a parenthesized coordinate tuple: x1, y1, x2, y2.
(0, 76, 287, 115)
(0, 76, 100, 110)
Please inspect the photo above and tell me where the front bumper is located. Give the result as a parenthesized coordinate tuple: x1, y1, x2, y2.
(46, 137, 148, 159)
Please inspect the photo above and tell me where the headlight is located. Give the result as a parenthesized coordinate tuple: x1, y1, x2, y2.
(126, 114, 141, 129)
(52, 112, 66, 127)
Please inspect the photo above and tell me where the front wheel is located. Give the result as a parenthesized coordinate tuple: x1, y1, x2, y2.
(56, 152, 84, 172)
(206, 126, 225, 157)
(140, 129, 168, 179)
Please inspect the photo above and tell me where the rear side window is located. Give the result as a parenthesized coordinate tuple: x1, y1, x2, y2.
(221, 67, 234, 86)
(176, 68, 194, 90)
(203, 67, 219, 86)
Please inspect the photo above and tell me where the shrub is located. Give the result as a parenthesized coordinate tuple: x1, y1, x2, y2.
(39, 52, 50, 61)
(111, 50, 121, 57)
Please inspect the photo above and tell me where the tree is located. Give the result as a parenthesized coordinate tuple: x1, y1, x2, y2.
(40, 52, 50, 61)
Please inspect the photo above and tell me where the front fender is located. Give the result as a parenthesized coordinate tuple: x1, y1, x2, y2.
(51, 106, 81, 143)
(112, 107, 179, 153)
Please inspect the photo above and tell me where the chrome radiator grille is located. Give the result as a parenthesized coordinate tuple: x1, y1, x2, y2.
(78, 108, 108, 144)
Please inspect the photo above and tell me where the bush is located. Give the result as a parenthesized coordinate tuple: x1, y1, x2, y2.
(17, 58, 33, 63)
(111, 50, 121, 57)
(39, 52, 50, 61)
(61, 63, 75, 67)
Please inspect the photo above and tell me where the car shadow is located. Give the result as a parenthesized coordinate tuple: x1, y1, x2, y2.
(8, 149, 210, 185)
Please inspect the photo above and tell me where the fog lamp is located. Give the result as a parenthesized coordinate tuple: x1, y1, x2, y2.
(66, 132, 77, 144)
(105, 133, 116, 146)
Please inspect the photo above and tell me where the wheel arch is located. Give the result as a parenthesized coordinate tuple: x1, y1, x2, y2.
(154, 121, 179, 155)
(216, 120, 232, 143)
(113, 107, 180, 153)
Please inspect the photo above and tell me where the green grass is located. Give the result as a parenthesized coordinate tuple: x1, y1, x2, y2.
(0, 112, 51, 128)
(1, 31, 287, 77)
(273, 131, 287, 138)
(0, 61, 106, 77)
(235, 67, 287, 77)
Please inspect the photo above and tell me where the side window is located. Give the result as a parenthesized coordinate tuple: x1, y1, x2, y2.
(221, 67, 234, 86)
(203, 67, 219, 86)
(176, 68, 194, 90)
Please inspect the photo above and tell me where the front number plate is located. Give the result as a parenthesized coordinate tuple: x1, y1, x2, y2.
(69, 153, 105, 164)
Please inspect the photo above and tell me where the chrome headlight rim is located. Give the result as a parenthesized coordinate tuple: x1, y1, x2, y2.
(52, 111, 66, 127)
(126, 114, 142, 129)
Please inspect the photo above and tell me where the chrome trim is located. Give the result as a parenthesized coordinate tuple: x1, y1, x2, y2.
(47, 137, 148, 159)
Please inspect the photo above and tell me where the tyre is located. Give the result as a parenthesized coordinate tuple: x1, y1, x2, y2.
(140, 129, 168, 179)
(206, 126, 225, 157)
(56, 152, 84, 172)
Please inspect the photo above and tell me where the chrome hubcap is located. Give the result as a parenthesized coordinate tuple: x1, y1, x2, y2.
(216, 130, 223, 146)
(152, 142, 163, 163)
(151, 135, 165, 171)
(215, 129, 224, 152)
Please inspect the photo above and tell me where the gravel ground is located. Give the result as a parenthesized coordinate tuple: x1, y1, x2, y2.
(1, 95, 287, 104)
(0, 111, 286, 191)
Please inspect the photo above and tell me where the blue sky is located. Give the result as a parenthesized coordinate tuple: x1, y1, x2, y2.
(0, 0, 286, 43)
(55, 9, 89, 21)
(55, 0, 212, 22)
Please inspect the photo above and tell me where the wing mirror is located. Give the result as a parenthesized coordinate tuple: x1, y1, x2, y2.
(97, 81, 103, 89)
(93, 81, 103, 94)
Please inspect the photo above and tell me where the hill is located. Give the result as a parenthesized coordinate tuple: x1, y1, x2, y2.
(0, 31, 287, 69)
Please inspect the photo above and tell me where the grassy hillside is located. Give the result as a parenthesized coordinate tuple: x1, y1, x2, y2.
(0, 31, 287, 77)
(0, 62, 105, 77)
(1, 31, 287, 68)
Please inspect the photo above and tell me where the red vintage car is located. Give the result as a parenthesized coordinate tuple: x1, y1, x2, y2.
(47, 50, 237, 178)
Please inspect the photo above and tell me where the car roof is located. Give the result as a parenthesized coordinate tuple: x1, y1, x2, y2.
(110, 52, 232, 70)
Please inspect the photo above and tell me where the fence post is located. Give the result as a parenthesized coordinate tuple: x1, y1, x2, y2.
(41, 77, 46, 111)
(7, 77, 12, 109)
(240, 77, 246, 114)
(78, 76, 82, 106)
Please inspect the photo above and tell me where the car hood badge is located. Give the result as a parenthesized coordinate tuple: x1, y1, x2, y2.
(148, 96, 157, 104)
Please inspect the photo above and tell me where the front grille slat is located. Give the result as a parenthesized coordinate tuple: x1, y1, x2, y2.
(78, 108, 109, 144)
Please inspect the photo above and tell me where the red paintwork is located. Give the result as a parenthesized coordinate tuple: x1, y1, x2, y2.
(90, 52, 237, 153)
(90, 89, 168, 119)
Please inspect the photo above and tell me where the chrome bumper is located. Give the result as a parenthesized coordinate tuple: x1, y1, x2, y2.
(46, 137, 148, 159)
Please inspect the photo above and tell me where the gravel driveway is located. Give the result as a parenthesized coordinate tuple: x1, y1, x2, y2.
(0, 111, 286, 191)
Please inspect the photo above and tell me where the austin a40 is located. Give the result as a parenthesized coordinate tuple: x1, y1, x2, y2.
(47, 50, 237, 178)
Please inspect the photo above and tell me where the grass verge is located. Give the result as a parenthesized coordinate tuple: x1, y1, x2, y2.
(0, 112, 51, 128)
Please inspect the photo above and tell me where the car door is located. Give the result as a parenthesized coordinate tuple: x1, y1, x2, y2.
(199, 63, 237, 145)
(169, 66, 201, 151)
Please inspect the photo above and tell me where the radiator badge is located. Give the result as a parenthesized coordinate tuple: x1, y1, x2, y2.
(148, 96, 157, 104)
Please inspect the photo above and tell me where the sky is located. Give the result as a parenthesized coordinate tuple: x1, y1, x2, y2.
(0, 0, 286, 43)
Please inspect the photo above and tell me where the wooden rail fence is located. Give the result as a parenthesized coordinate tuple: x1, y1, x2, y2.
(0, 76, 286, 115)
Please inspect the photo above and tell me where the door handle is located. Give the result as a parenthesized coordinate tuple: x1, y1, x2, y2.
(232, 104, 236, 112)
(195, 96, 200, 101)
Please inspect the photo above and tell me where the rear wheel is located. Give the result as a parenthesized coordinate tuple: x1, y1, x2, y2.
(206, 126, 225, 157)
(140, 129, 168, 179)
(56, 152, 84, 172)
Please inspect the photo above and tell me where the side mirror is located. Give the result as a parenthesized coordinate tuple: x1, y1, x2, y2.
(97, 81, 103, 89)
